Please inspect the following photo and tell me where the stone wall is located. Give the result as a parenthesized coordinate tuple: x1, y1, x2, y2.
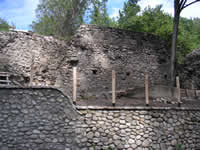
(60, 25, 171, 99)
(0, 87, 83, 150)
(79, 107, 200, 150)
(0, 31, 67, 86)
(0, 87, 200, 150)
(0, 24, 171, 99)
(181, 48, 200, 89)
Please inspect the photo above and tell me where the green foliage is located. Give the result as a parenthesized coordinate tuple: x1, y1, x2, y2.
(119, 3, 173, 40)
(93, 145, 114, 150)
(0, 18, 10, 31)
(118, 0, 200, 63)
(177, 17, 200, 63)
(92, 145, 96, 150)
(90, 0, 117, 27)
(31, 0, 89, 38)
(139, 5, 173, 40)
(176, 143, 184, 150)
(31, 0, 118, 38)
(118, 0, 140, 29)
(31, 0, 200, 62)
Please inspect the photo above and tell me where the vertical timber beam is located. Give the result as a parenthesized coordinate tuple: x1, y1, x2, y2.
(29, 55, 34, 86)
(73, 67, 77, 105)
(145, 73, 149, 106)
(6, 74, 10, 85)
(176, 76, 181, 107)
(112, 70, 116, 106)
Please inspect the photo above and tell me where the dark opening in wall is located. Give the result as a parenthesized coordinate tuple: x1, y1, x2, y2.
(68, 57, 79, 67)
(0, 78, 7, 84)
(92, 69, 97, 75)
(158, 57, 167, 64)
(164, 74, 167, 79)
(42, 68, 48, 74)
(0, 76, 6, 81)
(126, 72, 130, 76)
(24, 77, 30, 83)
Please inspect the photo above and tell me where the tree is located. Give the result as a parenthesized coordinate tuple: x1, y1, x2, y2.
(141, 5, 173, 39)
(118, 0, 141, 29)
(0, 18, 10, 31)
(119, 4, 173, 41)
(170, 0, 200, 85)
(31, 0, 89, 38)
(177, 17, 200, 63)
(118, 0, 199, 68)
(90, 0, 117, 27)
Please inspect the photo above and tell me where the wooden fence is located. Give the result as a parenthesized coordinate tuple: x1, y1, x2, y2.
(72, 67, 187, 107)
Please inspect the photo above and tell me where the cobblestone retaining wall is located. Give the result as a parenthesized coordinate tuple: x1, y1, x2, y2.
(79, 108, 200, 150)
(0, 88, 200, 150)
(0, 87, 82, 150)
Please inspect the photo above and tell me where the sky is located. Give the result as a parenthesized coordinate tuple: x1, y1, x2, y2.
(0, 0, 200, 30)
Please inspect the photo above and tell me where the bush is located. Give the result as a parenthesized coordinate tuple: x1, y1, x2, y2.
(0, 18, 10, 31)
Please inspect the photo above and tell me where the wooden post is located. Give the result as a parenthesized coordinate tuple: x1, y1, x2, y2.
(195, 90, 197, 97)
(145, 73, 149, 106)
(6, 75, 9, 85)
(29, 55, 34, 86)
(112, 70, 116, 106)
(73, 67, 77, 104)
(176, 76, 181, 107)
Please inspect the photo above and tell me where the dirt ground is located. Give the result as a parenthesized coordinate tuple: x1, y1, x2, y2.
(76, 96, 200, 108)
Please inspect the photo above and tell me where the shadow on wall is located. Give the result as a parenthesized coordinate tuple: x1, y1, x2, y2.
(126, 85, 178, 99)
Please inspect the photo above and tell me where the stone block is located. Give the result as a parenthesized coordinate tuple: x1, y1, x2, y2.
(196, 90, 200, 97)
(186, 89, 196, 97)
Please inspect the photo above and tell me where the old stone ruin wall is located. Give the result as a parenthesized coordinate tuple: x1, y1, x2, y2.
(0, 31, 68, 87)
(59, 25, 171, 99)
(181, 48, 200, 89)
(0, 87, 200, 150)
(1, 23, 200, 150)
(1, 24, 200, 101)
(0, 24, 171, 100)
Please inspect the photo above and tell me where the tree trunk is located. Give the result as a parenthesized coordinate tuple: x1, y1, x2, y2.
(170, 0, 200, 86)
(170, 1, 180, 86)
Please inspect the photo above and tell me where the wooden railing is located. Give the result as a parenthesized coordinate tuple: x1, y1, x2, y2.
(72, 67, 199, 107)
(0, 72, 11, 86)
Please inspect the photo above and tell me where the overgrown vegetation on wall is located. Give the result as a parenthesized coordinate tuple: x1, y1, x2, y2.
(31, 0, 89, 38)
(31, 0, 200, 62)
(0, 17, 10, 31)
(118, 0, 200, 63)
